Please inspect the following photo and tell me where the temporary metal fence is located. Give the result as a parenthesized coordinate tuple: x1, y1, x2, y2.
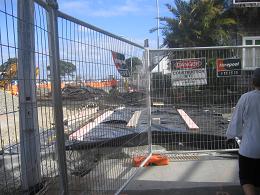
(1, 0, 259, 195)
(1, 0, 150, 194)
(149, 46, 259, 153)
(56, 6, 149, 195)
(0, 0, 58, 194)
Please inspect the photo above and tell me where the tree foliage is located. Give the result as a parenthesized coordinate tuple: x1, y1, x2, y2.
(0, 58, 17, 72)
(1, 58, 76, 78)
(59, 60, 76, 77)
(155, 0, 236, 47)
(47, 60, 76, 77)
(125, 57, 142, 74)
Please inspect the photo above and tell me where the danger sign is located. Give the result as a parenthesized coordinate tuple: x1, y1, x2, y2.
(171, 58, 207, 86)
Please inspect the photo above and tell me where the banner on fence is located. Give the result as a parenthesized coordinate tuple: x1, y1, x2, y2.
(111, 51, 130, 77)
(216, 58, 241, 77)
(171, 58, 207, 86)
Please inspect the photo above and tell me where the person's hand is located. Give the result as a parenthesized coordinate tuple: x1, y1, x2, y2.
(235, 137, 241, 146)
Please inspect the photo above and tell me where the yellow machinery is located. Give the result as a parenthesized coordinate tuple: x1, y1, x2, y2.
(0, 62, 17, 89)
(0, 62, 39, 95)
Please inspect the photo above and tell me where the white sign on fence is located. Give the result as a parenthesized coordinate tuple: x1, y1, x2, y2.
(171, 58, 207, 86)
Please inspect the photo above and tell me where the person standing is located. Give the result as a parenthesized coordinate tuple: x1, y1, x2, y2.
(226, 68, 260, 195)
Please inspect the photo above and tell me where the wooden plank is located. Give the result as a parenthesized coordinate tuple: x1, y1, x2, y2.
(127, 111, 141, 128)
(69, 110, 114, 141)
(177, 109, 199, 131)
(152, 102, 164, 106)
(152, 117, 160, 124)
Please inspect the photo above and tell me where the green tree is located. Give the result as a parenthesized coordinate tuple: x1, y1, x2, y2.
(47, 60, 76, 77)
(125, 57, 142, 74)
(0, 58, 17, 72)
(153, 0, 236, 47)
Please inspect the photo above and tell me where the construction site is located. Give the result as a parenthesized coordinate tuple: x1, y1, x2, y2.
(0, 0, 260, 195)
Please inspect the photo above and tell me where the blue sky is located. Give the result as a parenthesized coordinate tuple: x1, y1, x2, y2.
(58, 0, 173, 48)
(0, 0, 175, 79)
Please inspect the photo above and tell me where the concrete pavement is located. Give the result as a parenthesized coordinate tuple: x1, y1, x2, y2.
(123, 155, 260, 195)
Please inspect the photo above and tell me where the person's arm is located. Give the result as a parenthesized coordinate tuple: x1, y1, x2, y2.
(226, 95, 246, 139)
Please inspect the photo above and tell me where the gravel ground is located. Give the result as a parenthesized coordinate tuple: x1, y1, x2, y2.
(0, 89, 99, 150)
(0, 90, 19, 114)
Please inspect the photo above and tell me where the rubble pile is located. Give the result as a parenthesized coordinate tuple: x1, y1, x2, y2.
(62, 85, 106, 100)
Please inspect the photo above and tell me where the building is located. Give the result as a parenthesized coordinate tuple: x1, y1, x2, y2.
(225, 0, 260, 70)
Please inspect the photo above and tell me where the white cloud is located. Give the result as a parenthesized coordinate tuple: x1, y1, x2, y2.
(88, 0, 140, 17)
(59, 0, 153, 18)
(59, 0, 90, 15)
(59, 0, 89, 10)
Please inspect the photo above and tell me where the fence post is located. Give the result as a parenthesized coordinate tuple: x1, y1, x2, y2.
(18, 0, 41, 192)
(46, 0, 69, 194)
(144, 45, 152, 154)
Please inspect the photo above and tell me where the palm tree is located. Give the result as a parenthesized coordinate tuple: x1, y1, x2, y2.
(152, 0, 236, 47)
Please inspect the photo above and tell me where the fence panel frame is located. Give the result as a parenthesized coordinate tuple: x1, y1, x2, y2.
(46, 0, 69, 194)
(148, 45, 260, 154)
(56, 4, 150, 195)
(18, 0, 41, 191)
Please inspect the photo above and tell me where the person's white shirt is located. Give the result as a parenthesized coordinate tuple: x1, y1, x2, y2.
(226, 89, 260, 159)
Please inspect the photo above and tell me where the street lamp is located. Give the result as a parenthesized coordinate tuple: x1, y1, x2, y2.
(156, 0, 160, 50)
(156, 0, 160, 73)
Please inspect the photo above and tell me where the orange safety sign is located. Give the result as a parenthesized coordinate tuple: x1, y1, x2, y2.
(132, 154, 169, 167)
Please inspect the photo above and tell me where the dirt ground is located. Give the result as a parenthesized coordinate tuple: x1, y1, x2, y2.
(0, 102, 98, 151)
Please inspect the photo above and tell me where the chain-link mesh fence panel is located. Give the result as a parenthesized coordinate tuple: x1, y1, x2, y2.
(149, 46, 258, 153)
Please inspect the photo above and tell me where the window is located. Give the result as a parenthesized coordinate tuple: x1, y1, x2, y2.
(243, 36, 260, 69)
